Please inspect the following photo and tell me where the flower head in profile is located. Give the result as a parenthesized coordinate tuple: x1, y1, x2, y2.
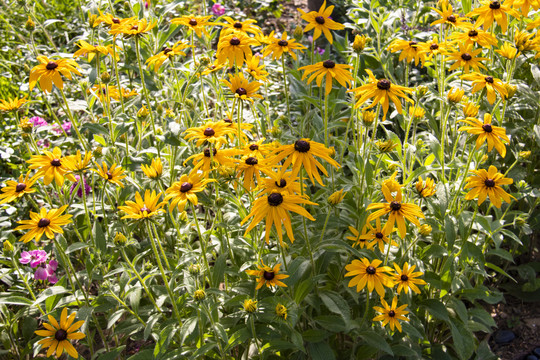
(15, 205, 72, 243)
(297, 0, 345, 44)
(353, 34, 370, 52)
(245, 56, 269, 81)
(243, 299, 258, 313)
(464, 165, 514, 208)
(171, 15, 214, 37)
(495, 42, 518, 59)
(27, 147, 77, 186)
(299, 60, 353, 95)
(29, 56, 81, 93)
(446, 43, 488, 73)
(35, 308, 85, 358)
(92, 162, 126, 187)
(184, 120, 235, 147)
(141, 158, 163, 179)
(222, 72, 263, 102)
(461, 72, 507, 105)
(344, 257, 394, 297)
(165, 172, 214, 212)
(0, 172, 38, 204)
(373, 297, 409, 332)
(447, 87, 465, 103)
(73, 40, 119, 62)
(146, 41, 191, 71)
(467, 0, 520, 34)
(219, 17, 262, 37)
(245, 261, 289, 289)
(0, 97, 27, 112)
(392, 262, 426, 294)
(388, 39, 426, 66)
(201, 60, 228, 76)
(184, 147, 238, 175)
(458, 113, 509, 157)
(94, 12, 125, 27)
(64, 150, 93, 173)
(263, 31, 306, 60)
(118, 190, 167, 220)
(275, 304, 288, 319)
(328, 189, 347, 205)
(109, 18, 156, 37)
(216, 32, 258, 67)
(416, 176, 436, 197)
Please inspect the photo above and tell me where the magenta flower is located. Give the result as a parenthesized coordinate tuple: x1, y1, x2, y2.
(20, 250, 48, 267)
(54, 121, 72, 135)
(70, 175, 91, 198)
(29, 116, 48, 127)
(212, 3, 225, 16)
(35, 259, 58, 284)
(37, 139, 50, 148)
(315, 47, 325, 55)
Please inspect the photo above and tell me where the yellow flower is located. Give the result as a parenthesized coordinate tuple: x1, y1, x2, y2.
(184, 147, 238, 175)
(92, 162, 126, 187)
(461, 72, 508, 105)
(373, 297, 410, 332)
(241, 190, 317, 245)
(392, 262, 427, 294)
(243, 299, 258, 313)
(236, 154, 273, 191)
(409, 106, 425, 119)
(463, 101, 479, 117)
(446, 43, 488, 73)
(184, 120, 235, 147)
(514, 30, 540, 53)
(257, 170, 304, 196)
(360, 218, 397, 252)
(263, 31, 306, 61)
(35, 308, 85, 358)
(63, 150, 93, 173)
(496, 42, 519, 60)
(15, 205, 72, 243)
(449, 23, 498, 48)
(447, 87, 465, 103)
(218, 17, 262, 37)
(418, 36, 447, 59)
(27, 147, 76, 186)
(416, 176, 436, 197)
(362, 110, 376, 126)
(222, 72, 263, 103)
(506, 0, 539, 16)
(141, 158, 163, 179)
(388, 39, 426, 66)
(350, 69, 414, 120)
(171, 15, 214, 37)
(165, 172, 214, 212)
(519, 150, 531, 159)
(94, 12, 125, 27)
(73, 40, 119, 62)
(245, 56, 269, 81)
(430, 0, 470, 27)
(299, 60, 354, 95)
(352, 34, 369, 52)
(346, 225, 371, 249)
(118, 190, 167, 220)
(344, 258, 393, 297)
(0, 173, 38, 204)
(114, 232, 128, 244)
(275, 304, 288, 319)
(328, 189, 346, 205)
(146, 40, 191, 71)
(458, 113, 509, 157)
(419, 224, 432, 236)
(467, 0, 520, 34)
(464, 165, 514, 208)
(109, 18, 156, 37)
(245, 261, 289, 289)
(376, 139, 399, 153)
(216, 32, 258, 67)
(297, 0, 345, 44)
(0, 97, 27, 112)
(29, 56, 81, 93)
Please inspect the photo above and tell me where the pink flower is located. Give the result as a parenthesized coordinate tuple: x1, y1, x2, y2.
(212, 3, 225, 16)
(29, 116, 48, 127)
(34, 259, 58, 283)
(20, 250, 48, 268)
(37, 139, 50, 148)
(54, 121, 72, 135)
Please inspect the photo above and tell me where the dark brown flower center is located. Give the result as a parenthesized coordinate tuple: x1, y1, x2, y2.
(468, 29, 478, 37)
(482, 124, 493, 133)
(484, 179, 496, 187)
(263, 271, 275, 280)
(323, 60, 336, 68)
(268, 193, 283, 206)
(189, 19, 197, 26)
(388, 310, 396, 317)
(366, 266, 376, 275)
(245, 157, 258, 165)
(430, 43, 439, 50)
(401, 274, 409, 281)
(461, 53, 472, 61)
(46, 61, 58, 70)
(180, 182, 193, 193)
(485, 76, 494, 83)
(210, 65, 216, 69)
(203, 148, 217, 157)
(223, 118, 232, 124)
(315, 16, 325, 24)
(447, 14, 456, 23)
(106, 171, 113, 180)
(390, 201, 401, 211)
(230, 37, 241, 46)
(236, 87, 248, 96)
(112, 18, 120, 24)
(55, 329, 68, 341)
(294, 140, 311, 153)
(15, 183, 27, 192)
(249, 144, 259, 151)
(163, 48, 173, 54)
(234, 22, 243, 29)
(489, 1, 501, 9)
(204, 127, 215, 137)
(140, 205, 151, 214)
(131, 25, 139, 30)
(377, 79, 391, 90)
(51, 159, 61, 167)
(409, 41, 418, 48)
(38, 218, 51, 228)
(276, 179, 287, 188)
(375, 232, 384, 239)
(278, 40, 289, 47)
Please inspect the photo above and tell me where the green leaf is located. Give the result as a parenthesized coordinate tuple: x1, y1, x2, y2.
(302, 329, 330, 342)
(226, 328, 250, 350)
(420, 299, 450, 322)
(65, 242, 90, 254)
(93, 221, 106, 253)
(424, 153, 435, 166)
(485, 262, 516, 282)
(450, 320, 475, 360)
(358, 331, 393, 355)
(0, 296, 33, 306)
(97, 346, 126, 360)
(445, 215, 456, 248)
(294, 278, 314, 304)
(391, 344, 418, 357)
(154, 324, 177, 357)
(93, 134, 107, 147)
(212, 253, 227, 288)
(319, 291, 350, 321)
(127, 349, 154, 360)
(308, 342, 336, 360)
(33, 286, 69, 306)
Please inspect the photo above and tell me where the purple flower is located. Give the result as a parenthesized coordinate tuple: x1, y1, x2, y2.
(37, 139, 50, 148)
(54, 121, 72, 135)
(315, 47, 325, 55)
(35, 259, 58, 283)
(29, 116, 48, 127)
(70, 175, 91, 198)
(20, 250, 48, 268)
(211, 3, 225, 16)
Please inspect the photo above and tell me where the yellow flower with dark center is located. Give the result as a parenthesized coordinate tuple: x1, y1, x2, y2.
(64, 150, 93, 173)
(109, 18, 156, 37)
(388, 39, 426, 66)
(35, 308, 85, 358)
(201, 60, 227, 76)
(373, 297, 410, 332)
(446, 43, 488, 73)
(219, 17, 262, 37)
(165, 172, 214, 212)
(89, 85, 138, 103)
(298, 60, 353, 95)
(243, 299, 258, 313)
(416, 176, 436, 197)
(392, 262, 427, 294)
(360, 218, 397, 252)
(27, 147, 77, 186)
(275, 304, 288, 319)
(460, 72, 507, 105)
(221, 112, 253, 142)
(350, 69, 414, 120)
(0, 173, 38, 204)
(430, 0, 470, 27)
(29, 56, 81, 93)
(118, 190, 166, 220)
(344, 257, 393, 297)
(146, 40, 191, 71)
(171, 15, 214, 37)
(15, 205, 72, 243)
(236, 154, 273, 191)
(505, 0, 539, 16)
(244, 56, 269, 81)
(141, 158, 163, 179)
(241, 138, 272, 158)
(73, 40, 119, 62)
(241, 190, 317, 245)
(92, 162, 126, 187)
(184, 120, 235, 147)
(217, 32, 258, 67)
(418, 36, 447, 59)
(366, 183, 424, 238)
(464, 165, 514, 208)
(184, 147, 239, 175)
(245, 261, 289, 289)
(0, 97, 27, 112)
(449, 23, 498, 48)
(94, 11, 125, 27)
(297, 0, 345, 44)
(467, 0, 520, 34)
(222, 72, 263, 102)
(270, 139, 341, 186)
(496, 42, 518, 59)
(458, 113, 509, 157)
(257, 171, 304, 196)
(263, 31, 306, 60)
(346, 225, 370, 249)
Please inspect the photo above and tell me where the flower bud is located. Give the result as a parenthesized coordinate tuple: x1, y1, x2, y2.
(376, 139, 398, 153)
(189, 264, 201, 275)
(519, 150, 531, 159)
(215, 197, 226, 206)
(275, 304, 288, 319)
(114, 232, 127, 244)
(269, 126, 282, 137)
(463, 102, 479, 118)
(3, 240, 13, 253)
(25, 16, 35, 31)
(156, 104, 164, 115)
(137, 106, 149, 118)
(415, 85, 428, 99)
(419, 224, 432, 236)
(480, 154, 489, 163)
(352, 34, 369, 52)
(100, 72, 111, 84)
(193, 289, 206, 301)
(19, 117, 33, 133)
(293, 25, 304, 41)
(504, 83, 517, 99)
(93, 146, 103, 157)
(243, 298, 257, 313)
(88, 13, 98, 28)
(328, 189, 346, 205)
(200, 56, 211, 66)
(409, 106, 425, 120)
(144, 261, 153, 271)
(362, 110, 376, 126)
(447, 87, 464, 103)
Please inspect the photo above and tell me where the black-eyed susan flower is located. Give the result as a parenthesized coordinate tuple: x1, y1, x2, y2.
(352, 34, 370, 52)
(430, 0, 470, 27)
(244, 56, 269, 81)
(449, 24, 498, 48)
(184, 147, 238, 175)
(298, 60, 353, 95)
(73, 40, 118, 61)
(241, 190, 317, 245)
(35, 308, 85, 358)
(344, 258, 393, 297)
(297, 0, 345, 44)
(392, 262, 426, 294)
(467, 0, 520, 34)
(165, 172, 213, 212)
(514, 30, 540, 53)
(171, 15, 214, 37)
(388, 39, 426, 66)
(146, 41, 191, 71)
(92, 162, 126, 187)
(419, 224, 432, 236)
(263, 31, 306, 60)
(275, 303, 288, 319)
(27, 147, 77, 186)
(495, 42, 518, 59)
(216, 32, 258, 67)
(463, 101, 480, 117)
(94, 11, 125, 27)
(350, 69, 414, 120)
(360, 218, 397, 252)
(376, 139, 399, 153)
(15, 205, 72, 243)
(222, 72, 263, 102)
(29, 56, 81, 93)
(0, 97, 27, 112)
(418, 36, 447, 59)
(270, 139, 341, 186)
(373, 297, 409, 332)
(118, 190, 166, 220)
(258, 171, 304, 196)
(236, 154, 273, 190)
(141, 158, 163, 179)
(201, 60, 227, 76)
(0, 173, 38, 204)
(446, 43, 488, 73)
(416, 176, 436, 197)
(346, 225, 371, 249)
(447, 87, 465, 103)
(366, 183, 424, 238)
(109, 18, 156, 37)
(64, 150, 93, 173)
(245, 261, 289, 289)
(506, 0, 539, 16)
(241, 138, 272, 158)
(458, 113, 509, 157)
(243, 298, 258, 313)
(461, 72, 507, 105)
(184, 120, 235, 147)
(219, 17, 261, 37)
(464, 165, 514, 208)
